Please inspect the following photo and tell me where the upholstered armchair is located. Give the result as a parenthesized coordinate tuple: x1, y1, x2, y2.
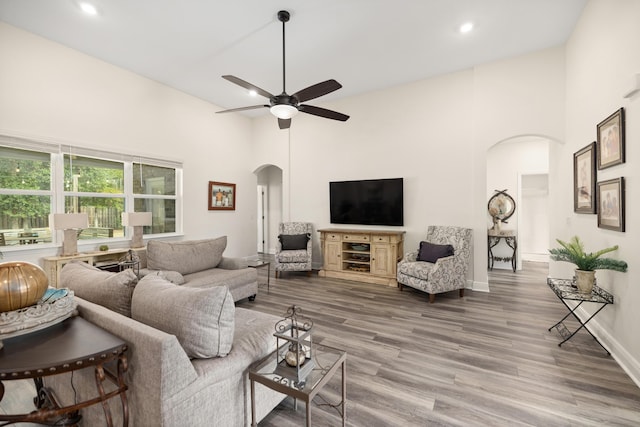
(275, 222, 313, 278)
(397, 226, 473, 303)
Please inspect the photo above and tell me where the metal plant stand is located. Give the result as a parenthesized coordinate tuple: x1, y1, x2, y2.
(547, 277, 613, 354)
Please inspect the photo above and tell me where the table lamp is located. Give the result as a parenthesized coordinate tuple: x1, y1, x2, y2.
(51, 213, 89, 256)
(122, 212, 152, 248)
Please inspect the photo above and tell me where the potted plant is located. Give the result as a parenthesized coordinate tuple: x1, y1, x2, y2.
(549, 236, 627, 293)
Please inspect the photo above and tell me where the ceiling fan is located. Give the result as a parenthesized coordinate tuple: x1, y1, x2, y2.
(216, 10, 349, 130)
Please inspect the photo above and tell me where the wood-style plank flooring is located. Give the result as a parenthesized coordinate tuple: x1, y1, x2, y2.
(241, 261, 640, 426)
(2, 262, 639, 426)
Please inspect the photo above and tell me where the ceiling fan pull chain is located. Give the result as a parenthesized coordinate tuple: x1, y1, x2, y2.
(279, 10, 289, 94)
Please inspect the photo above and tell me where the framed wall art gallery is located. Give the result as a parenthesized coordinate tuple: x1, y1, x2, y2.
(597, 177, 624, 232)
(573, 142, 597, 214)
(597, 108, 625, 169)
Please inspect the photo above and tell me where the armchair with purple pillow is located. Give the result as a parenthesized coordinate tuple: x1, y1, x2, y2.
(397, 225, 473, 303)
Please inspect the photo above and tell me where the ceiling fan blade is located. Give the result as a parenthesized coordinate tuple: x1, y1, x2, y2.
(221, 75, 274, 99)
(292, 79, 342, 103)
(298, 104, 349, 122)
(216, 105, 269, 114)
(278, 118, 291, 129)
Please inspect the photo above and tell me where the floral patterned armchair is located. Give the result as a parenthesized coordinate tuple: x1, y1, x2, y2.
(397, 226, 473, 303)
(275, 222, 313, 277)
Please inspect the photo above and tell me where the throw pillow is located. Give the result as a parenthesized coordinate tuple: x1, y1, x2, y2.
(60, 261, 138, 317)
(417, 241, 454, 263)
(146, 270, 185, 285)
(147, 236, 227, 275)
(131, 274, 235, 358)
(279, 233, 310, 250)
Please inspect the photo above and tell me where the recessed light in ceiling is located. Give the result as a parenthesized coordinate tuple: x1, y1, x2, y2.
(78, 2, 98, 16)
(459, 22, 474, 34)
(248, 89, 257, 97)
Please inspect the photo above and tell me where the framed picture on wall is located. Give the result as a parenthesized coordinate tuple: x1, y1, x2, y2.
(573, 142, 597, 214)
(597, 177, 625, 232)
(208, 181, 236, 211)
(597, 108, 625, 169)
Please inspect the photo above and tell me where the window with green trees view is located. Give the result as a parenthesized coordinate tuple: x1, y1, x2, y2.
(0, 139, 181, 248)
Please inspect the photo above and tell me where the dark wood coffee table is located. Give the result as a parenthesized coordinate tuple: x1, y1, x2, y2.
(0, 316, 129, 426)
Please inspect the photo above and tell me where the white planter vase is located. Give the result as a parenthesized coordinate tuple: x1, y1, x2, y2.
(574, 270, 596, 294)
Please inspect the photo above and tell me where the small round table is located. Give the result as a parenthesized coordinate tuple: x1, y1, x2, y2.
(0, 316, 129, 426)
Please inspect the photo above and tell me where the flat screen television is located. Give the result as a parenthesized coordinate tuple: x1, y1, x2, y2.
(329, 178, 403, 226)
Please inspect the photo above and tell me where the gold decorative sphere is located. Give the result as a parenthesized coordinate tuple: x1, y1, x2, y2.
(0, 262, 49, 313)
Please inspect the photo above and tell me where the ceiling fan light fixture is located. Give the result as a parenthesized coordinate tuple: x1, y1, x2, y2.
(270, 104, 298, 119)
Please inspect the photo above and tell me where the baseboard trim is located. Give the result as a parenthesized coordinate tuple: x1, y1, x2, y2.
(575, 305, 640, 388)
(471, 280, 490, 292)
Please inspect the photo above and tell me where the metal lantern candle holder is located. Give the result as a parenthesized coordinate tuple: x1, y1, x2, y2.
(273, 305, 314, 383)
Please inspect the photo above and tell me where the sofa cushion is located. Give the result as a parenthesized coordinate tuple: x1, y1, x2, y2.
(60, 261, 138, 317)
(182, 267, 256, 289)
(279, 233, 309, 250)
(417, 241, 454, 263)
(131, 274, 235, 358)
(147, 236, 227, 275)
(154, 270, 185, 285)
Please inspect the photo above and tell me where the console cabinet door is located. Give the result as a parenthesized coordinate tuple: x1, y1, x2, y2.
(370, 243, 394, 277)
(324, 240, 341, 271)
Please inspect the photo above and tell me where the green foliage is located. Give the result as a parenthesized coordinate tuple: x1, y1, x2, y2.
(549, 236, 627, 272)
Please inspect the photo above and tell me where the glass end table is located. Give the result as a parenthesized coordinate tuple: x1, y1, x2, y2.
(247, 260, 270, 293)
(249, 343, 346, 427)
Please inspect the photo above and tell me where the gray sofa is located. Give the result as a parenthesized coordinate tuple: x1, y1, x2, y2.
(141, 236, 258, 302)
(47, 263, 285, 426)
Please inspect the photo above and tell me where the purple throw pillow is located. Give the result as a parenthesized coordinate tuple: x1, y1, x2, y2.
(417, 241, 454, 263)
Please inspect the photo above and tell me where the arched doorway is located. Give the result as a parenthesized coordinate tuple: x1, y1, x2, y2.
(486, 136, 552, 271)
(254, 164, 283, 254)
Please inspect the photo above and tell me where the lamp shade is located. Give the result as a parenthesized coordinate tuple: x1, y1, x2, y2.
(122, 212, 152, 226)
(51, 213, 88, 230)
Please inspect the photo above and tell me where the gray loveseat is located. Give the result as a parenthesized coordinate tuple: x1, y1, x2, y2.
(46, 263, 285, 426)
(141, 236, 258, 302)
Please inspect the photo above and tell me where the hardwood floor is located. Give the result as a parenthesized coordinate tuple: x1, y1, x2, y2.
(2, 262, 639, 426)
(241, 261, 640, 426)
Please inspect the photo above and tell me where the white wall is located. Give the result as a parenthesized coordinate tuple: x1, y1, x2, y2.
(0, 22, 257, 263)
(554, 0, 640, 383)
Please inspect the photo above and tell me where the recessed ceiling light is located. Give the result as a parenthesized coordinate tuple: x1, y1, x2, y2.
(248, 90, 257, 97)
(79, 2, 98, 16)
(459, 22, 474, 34)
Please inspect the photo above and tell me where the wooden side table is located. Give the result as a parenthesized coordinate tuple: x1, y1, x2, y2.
(0, 316, 129, 426)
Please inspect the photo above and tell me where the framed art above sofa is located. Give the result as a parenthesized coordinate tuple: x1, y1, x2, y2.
(208, 181, 236, 210)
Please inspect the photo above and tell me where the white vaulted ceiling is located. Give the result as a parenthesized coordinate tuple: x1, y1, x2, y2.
(0, 0, 587, 115)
